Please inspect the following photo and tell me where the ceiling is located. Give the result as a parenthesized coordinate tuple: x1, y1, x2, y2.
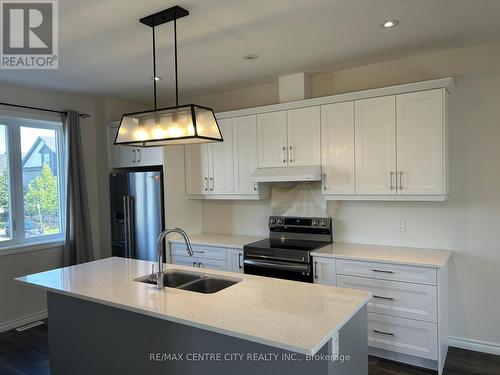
(2, 0, 500, 104)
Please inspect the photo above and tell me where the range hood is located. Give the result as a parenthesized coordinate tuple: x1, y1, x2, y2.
(250, 166, 322, 183)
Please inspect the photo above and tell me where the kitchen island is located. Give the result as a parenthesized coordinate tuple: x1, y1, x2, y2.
(17, 257, 371, 375)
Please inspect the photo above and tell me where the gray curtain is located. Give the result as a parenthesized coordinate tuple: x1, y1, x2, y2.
(63, 111, 94, 266)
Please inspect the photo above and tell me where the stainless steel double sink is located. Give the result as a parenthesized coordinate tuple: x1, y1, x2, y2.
(135, 270, 241, 294)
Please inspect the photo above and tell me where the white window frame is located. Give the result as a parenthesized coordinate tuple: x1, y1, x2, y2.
(0, 111, 66, 250)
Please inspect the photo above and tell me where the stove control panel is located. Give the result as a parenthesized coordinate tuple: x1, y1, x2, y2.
(268, 216, 333, 242)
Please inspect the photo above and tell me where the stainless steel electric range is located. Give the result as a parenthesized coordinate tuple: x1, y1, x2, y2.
(243, 216, 333, 283)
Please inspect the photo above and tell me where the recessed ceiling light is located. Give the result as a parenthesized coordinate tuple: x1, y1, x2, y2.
(381, 19, 399, 29)
(243, 54, 259, 61)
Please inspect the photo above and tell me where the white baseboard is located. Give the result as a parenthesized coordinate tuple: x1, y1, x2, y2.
(449, 336, 500, 356)
(0, 311, 47, 333)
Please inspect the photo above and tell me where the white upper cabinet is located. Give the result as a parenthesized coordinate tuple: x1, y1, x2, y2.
(233, 115, 259, 195)
(321, 102, 355, 194)
(257, 111, 288, 168)
(185, 144, 209, 195)
(396, 89, 444, 195)
(355, 96, 397, 195)
(107, 122, 164, 169)
(209, 119, 234, 195)
(286, 107, 321, 166)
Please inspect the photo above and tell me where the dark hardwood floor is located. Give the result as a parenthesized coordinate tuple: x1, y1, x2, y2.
(0, 322, 499, 374)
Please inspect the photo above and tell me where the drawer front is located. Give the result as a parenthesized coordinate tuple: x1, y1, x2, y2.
(172, 255, 198, 268)
(337, 275, 437, 322)
(336, 259, 436, 285)
(171, 243, 227, 260)
(198, 258, 227, 271)
(368, 312, 437, 360)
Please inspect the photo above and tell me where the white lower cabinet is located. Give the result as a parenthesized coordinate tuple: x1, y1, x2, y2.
(170, 244, 244, 273)
(313, 256, 336, 286)
(226, 249, 244, 273)
(313, 255, 447, 374)
(368, 312, 438, 361)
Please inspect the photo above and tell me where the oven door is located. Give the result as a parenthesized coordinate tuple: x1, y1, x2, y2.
(243, 258, 313, 283)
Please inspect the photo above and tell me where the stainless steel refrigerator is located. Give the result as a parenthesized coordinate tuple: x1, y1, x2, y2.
(109, 168, 164, 261)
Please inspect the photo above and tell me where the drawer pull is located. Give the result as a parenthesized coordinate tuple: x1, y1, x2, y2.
(372, 269, 394, 274)
(373, 329, 394, 336)
(194, 250, 205, 254)
(373, 295, 395, 301)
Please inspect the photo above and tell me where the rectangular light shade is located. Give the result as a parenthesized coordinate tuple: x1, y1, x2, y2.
(115, 104, 223, 147)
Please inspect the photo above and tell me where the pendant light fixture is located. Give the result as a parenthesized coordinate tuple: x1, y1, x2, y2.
(115, 6, 223, 147)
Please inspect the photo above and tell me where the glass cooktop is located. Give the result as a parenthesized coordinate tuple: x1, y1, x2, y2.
(245, 238, 330, 252)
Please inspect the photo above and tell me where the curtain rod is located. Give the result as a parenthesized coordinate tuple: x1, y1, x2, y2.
(0, 101, 91, 118)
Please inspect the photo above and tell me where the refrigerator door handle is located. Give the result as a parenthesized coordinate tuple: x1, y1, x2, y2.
(123, 196, 129, 258)
(128, 196, 135, 259)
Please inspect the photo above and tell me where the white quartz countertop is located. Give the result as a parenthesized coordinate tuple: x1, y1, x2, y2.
(312, 242, 452, 268)
(16, 257, 370, 355)
(168, 233, 264, 249)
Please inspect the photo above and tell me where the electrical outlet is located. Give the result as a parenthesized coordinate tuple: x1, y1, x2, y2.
(396, 218, 406, 232)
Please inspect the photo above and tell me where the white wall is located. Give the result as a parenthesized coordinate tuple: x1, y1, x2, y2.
(197, 41, 500, 349)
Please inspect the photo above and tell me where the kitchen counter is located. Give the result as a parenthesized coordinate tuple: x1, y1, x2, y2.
(168, 232, 264, 249)
(312, 242, 452, 268)
(17, 257, 370, 355)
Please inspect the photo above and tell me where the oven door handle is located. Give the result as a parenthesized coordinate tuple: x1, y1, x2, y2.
(245, 253, 306, 263)
(244, 259, 310, 273)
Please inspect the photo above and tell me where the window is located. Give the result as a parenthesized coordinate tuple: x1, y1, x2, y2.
(0, 114, 65, 248)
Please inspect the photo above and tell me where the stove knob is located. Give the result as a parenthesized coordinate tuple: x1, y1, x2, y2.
(270, 218, 276, 224)
(320, 220, 327, 227)
(278, 218, 284, 224)
(312, 219, 318, 226)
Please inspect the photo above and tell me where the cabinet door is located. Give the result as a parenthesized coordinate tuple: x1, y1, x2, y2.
(226, 249, 244, 273)
(287, 107, 321, 166)
(313, 257, 336, 286)
(209, 119, 234, 194)
(233, 115, 259, 195)
(355, 96, 396, 195)
(136, 147, 164, 167)
(197, 258, 227, 271)
(184, 144, 209, 195)
(321, 102, 355, 194)
(396, 90, 444, 195)
(108, 124, 135, 168)
(257, 111, 288, 168)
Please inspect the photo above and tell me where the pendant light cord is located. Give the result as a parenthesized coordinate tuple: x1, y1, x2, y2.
(174, 16, 179, 107)
(152, 26, 158, 110)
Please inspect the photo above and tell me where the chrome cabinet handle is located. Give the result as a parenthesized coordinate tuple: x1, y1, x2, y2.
(193, 250, 205, 254)
(282, 146, 286, 163)
(192, 262, 196, 267)
(198, 262, 203, 268)
(132, 149, 137, 163)
(314, 261, 318, 279)
(399, 171, 403, 190)
(372, 269, 394, 274)
(323, 173, 327, 191)
(289, 146, 293, 163)
(136, 149, 141, 163)
(204, 177, 208, 191)
(373, 329, 394, 336)
(390, 171, 395, 190)
(209, 177, 214, 191)
(253, 183, 257, 191)
(373, 295, 395, 301)
(238, 253, 243, 269)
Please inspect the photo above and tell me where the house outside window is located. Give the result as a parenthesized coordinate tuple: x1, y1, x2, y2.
(0, 113, 65, 249)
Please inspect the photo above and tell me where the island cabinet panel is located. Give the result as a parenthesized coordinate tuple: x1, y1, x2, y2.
(171, 245, 246, 272)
